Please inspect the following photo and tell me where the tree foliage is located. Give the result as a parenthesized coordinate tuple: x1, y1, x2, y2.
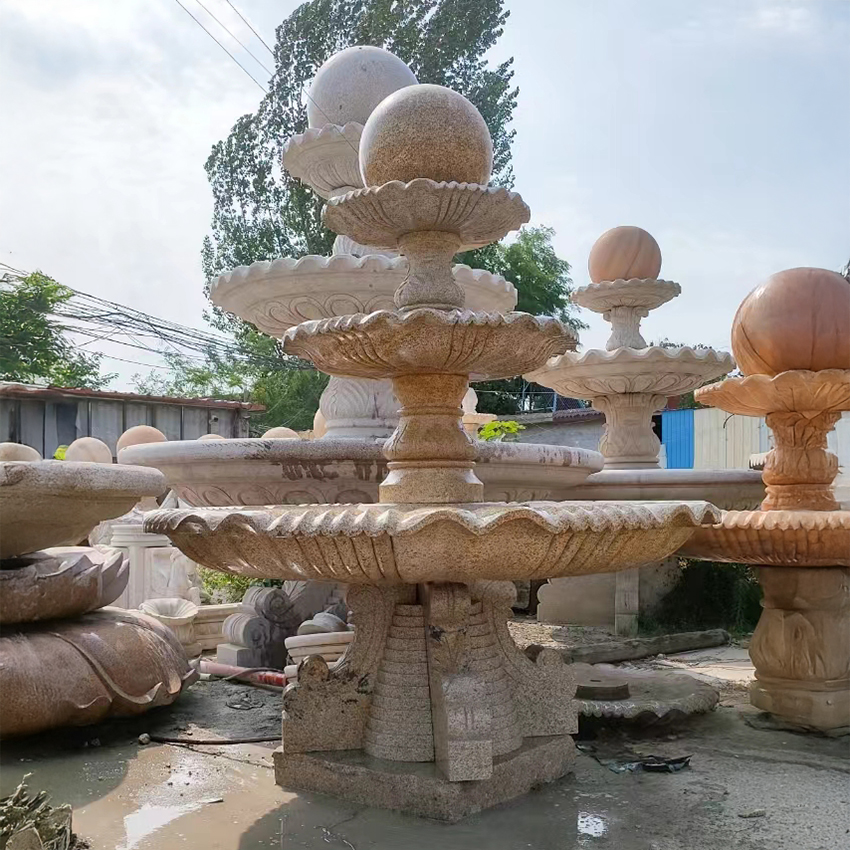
(202, 0, 518, 299)
(132, 330, 327, 433)
(0, 269, 114, 389)
(187, 0, 582, 426)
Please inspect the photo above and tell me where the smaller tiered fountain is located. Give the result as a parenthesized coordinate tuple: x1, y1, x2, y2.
(0, 440, 196, 737)
(525, 227, 761, 631)
(682, 267, 850, 733)
(528, 225, 734, 470)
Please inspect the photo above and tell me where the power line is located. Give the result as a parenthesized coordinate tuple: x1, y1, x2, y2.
(192, 0, 273, 77)
(171, 0, 268, 93)
(223, 0, 275, 56)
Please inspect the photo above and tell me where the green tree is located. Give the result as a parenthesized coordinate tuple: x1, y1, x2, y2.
(191, 0, 582, 425)
(132, 330, 326, 433)
(0, 269, 114, 389)
(202, 0, 517, 298)
(465, 227, 586, 416)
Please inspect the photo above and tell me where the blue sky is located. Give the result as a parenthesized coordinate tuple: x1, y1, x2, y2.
(0, 0, 847, 388)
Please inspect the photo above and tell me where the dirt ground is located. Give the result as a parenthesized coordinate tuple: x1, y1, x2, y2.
(1, 645, 848, 849)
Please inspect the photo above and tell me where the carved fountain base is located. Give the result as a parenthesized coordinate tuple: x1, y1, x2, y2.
(749, 566, 850, 733)
(274, 581, 576, 821)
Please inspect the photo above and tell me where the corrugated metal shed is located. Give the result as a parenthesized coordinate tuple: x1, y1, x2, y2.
(692, 407, 771, 469)
(661, 409, 694, 469)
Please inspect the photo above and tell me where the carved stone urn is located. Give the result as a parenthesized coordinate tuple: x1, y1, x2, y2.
(682, 267, 850, 732)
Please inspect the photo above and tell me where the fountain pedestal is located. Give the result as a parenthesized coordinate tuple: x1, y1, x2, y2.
(683, 358, 850, 732)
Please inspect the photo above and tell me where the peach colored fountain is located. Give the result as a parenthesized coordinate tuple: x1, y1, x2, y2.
(147, 83, 719, 820)
(682, 267, 850, 733)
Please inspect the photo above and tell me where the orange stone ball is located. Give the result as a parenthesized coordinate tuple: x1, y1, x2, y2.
(731, 267, 850, 376)
(588, 226, 662, 283)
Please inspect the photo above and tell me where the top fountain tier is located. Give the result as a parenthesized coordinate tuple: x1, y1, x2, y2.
(573, 226, 680, 351)
(283, 83, 574, 382)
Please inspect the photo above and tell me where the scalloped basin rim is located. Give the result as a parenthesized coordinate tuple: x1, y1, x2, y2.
(147, 500, 720, 539)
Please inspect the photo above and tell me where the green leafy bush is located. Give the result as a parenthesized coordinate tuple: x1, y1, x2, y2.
(642, 558, 763, 635)
(478, 420, 526, 442)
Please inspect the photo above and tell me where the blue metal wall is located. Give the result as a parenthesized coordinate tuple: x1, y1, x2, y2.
(661, 408, 695, 469)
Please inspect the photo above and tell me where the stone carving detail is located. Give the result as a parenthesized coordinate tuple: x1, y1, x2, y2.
(0, 607, 197, 737)
(0, 547, 128, 625)
(594, 393, 667, 468)
(319, 375, 398, 439)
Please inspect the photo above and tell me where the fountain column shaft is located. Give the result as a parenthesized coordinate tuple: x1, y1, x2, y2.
(381, 374, 483, 503)
(593, 393, 667, 469)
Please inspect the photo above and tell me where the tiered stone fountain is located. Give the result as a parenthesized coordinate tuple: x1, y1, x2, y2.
(526, 226, 763, 628)
(121, 47, 603, 513)
(682, 267, 850, 733)
(148, 81, 719, 820)
(0, 448, 196, 737)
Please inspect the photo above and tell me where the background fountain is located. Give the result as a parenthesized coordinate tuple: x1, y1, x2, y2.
(0, 444, 196, 737)
(681, 267, 850, 733)
(526, 226, 763, 629)
(147, 80, 718, 820)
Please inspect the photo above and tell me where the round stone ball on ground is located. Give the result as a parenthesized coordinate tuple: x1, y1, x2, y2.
(197, 433, 225, 441)
(65, 437, 113, 463)
(731, 267, 850, 376)
(307, 46, 417, 129)
(262, 426, 300, 439)
(359, 84, 493, 187)
(588, 226, 662, 283)
(0, 442, 41, 462)
(116, 425, 167, 454)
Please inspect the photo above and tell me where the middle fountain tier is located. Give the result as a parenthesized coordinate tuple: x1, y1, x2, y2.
(148, 79, 719, 821)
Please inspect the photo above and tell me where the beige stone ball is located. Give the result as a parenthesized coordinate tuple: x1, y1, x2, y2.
(197, 433, 225, 441)
(262, 426, 300, 439)
(65, 437, 113, 463)
(116, 425, 167, 453)
(359, 84, 493, 187)
(307, 46, 417, 129)
(731, 267, 850, 376)
(312, 411, 327, 440)
(0, 442, 41, 462)
(588, 226, 662, 283)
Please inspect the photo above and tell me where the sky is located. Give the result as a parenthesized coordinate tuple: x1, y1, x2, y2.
(1, 0, 848, 390)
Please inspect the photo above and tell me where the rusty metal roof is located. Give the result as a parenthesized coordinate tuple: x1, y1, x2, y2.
(0, 382, 264, 412)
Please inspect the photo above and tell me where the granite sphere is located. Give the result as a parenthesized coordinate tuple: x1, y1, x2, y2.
(307, 46, 417, 129)
(262, 426, 300, 439)
(65, 437, 113, 463)
(197, 433, 225, 441)
(116, 425, 167, 454)
(588, 226, 662, 283)
(0, 442, 41, 462)
(731, 267, 850, 376)
(360, 84, 493, 186)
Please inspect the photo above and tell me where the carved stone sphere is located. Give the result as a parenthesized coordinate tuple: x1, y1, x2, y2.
(262, 426, 300, 439)
(588, 226, 662, 283)
(197, 433, 225, 441)
(116, 425, 167, 454)
(307, 46, 417, 129)
(0, 442, 41, 461)
(360, 84, 493, 187)
(732, 267, 850, 376)
(65, 437, 113, 463)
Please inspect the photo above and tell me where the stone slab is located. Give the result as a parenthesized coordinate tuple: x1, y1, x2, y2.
(273, 735, 575, 822)
(216, 643, 264, 668)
